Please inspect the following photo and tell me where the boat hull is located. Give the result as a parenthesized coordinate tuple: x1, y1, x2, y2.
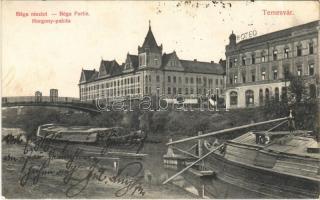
(203, 146, 319, 198)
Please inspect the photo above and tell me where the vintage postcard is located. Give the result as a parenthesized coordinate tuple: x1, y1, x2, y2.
(1, 0, 319, 199)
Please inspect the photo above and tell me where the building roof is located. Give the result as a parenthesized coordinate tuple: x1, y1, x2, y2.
(180, 59, 225, 75)
(142, 27, 159, 49)
(128, 54, 139, 69)
(139, 23, 162, 54)
(98, 60, 121, 77)
(81, 69, 96, 82)
(79, 22, 226, 84)
(236, 20, 319, 47)
(162, 52, 176, 67)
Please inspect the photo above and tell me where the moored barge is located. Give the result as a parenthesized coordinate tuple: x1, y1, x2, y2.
(203, 130, 320, 198)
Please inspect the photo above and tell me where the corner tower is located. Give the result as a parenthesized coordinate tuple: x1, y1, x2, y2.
(138, 21, 163, 68)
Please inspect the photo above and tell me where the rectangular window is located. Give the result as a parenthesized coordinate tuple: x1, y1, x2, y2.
(173, 87, 176, 95)
(297, 65, 302, 76)
(273, 70, 278, 80)
(215, 79, 218, 85)
(178, 77, 182, 83)
(234, 58, 238, 66)
(156, 75, 160, 82)
(242, 75, 246, 83)
(251, 54, 255, 64)
(173, 76, 176, 83)
(284, 48, 289, 58)
(190, 88, 194, 94)
(297, 46, 302, 56)
(137, 76, 140, 82)
(242, 56, 246, 66)
(209, 79, 213, 86)
(185, 77, 189, 84)
(178, 88, 182, 94)
(185, 88, 189, 95)
(261, 71, 266, 80)
(229, 59, 233, 68)
(309, 64, 314, 75)
(309, 43, 314, 54)
(229, 78, 233, 85)
(234, 75, 238, 84)
(283, 66, 290, 78)
(190, 77, 194, 84)
(197, 77, 202, 84)
(168, 76, 171, 82)
(167, 87, 171, 94)
(261, 55, 265, 62)
(273, 50, 278, 60)
(252, 73, 256, 82)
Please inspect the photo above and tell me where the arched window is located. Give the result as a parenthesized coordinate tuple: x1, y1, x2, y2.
(275, 87, 279, 101)
(230, 91, 238, 106)
(310, 84, 316, 98)
(259, 89, 264, 105)
(245, 90, 254, 107)
(265, 88, 270, 102)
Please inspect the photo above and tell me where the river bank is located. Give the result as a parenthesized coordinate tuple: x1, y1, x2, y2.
(2, 128, 197, 199)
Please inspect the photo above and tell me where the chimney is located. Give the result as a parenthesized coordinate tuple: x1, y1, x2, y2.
(194, 59, 197, 62)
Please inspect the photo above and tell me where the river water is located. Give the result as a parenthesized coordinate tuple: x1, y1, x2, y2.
(2, 127, 264, 199)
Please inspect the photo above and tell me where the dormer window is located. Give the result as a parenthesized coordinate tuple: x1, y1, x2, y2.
(139, 54, 146, 66)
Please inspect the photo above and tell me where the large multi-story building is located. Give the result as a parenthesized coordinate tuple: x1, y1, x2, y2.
(225, 20, 319, 109)
(79, 23, 225, 103)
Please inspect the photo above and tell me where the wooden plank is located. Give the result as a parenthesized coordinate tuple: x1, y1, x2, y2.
(167, 117, 289, 145)
(171, 146, 199, 158)
(162, 144, 223, 185)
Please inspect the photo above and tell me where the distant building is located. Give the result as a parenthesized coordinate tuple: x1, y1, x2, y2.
(35, 91, 42, 102)
(50, 89, 58, 102)
(79, 22, 225, 103)
(225, 20, 319, 109)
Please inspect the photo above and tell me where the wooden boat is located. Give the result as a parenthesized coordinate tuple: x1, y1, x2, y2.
(202, 130, 320, 198)
(36, 124, 147, 159)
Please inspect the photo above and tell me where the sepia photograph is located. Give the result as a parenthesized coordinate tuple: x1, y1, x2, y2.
(1, 0, 320, 199)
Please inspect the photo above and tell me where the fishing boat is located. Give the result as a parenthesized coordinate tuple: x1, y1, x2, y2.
(36, 124, 147, 159)
(163, 115, 320, 198)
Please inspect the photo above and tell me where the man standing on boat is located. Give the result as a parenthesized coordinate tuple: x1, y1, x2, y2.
(288, 109, 296, 133)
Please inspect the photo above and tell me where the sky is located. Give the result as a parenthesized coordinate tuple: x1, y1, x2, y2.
(2, 1, 319, 97)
